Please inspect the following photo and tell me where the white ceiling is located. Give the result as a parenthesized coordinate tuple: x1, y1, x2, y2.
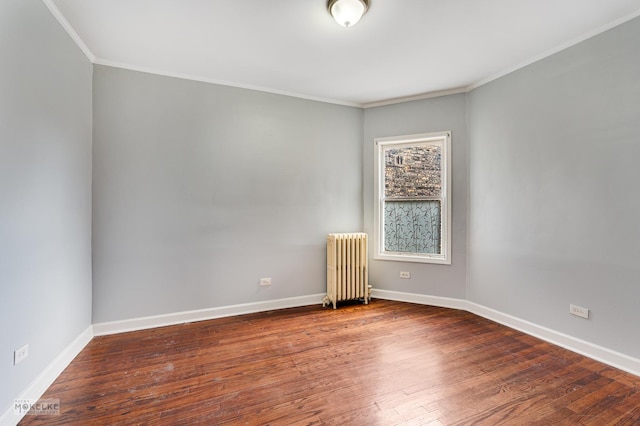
(49, 0, 640, 107)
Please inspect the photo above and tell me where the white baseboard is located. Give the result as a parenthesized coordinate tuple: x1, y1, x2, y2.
(466, 301, 640, 378)
(93, 294, 326, 336)
(0, 326, 93, 426)
(372, 289, 640, 378)
(371, 288, 468, 310)
(2, 295, 325, 425)
(4, 290, 637, 426)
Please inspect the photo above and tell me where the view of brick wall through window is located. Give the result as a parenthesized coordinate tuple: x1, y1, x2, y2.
(384, 146, 442, 198)
(383, 145, 442, 254)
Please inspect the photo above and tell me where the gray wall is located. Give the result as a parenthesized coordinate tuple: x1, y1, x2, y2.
(363, 94, 468, 299)
(0, 0, 93, 414)
(467, 16, 640, 357)
(92, 66, 363, 323)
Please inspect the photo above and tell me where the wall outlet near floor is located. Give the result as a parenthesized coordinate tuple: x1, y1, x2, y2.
(14, 344, 29, 365)
(400, 271, 411, 279)
(259, 278, 272, 286)
(569, 304, 589, 319)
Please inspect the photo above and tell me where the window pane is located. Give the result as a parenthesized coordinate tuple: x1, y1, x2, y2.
(384, 145, 442, 198)
(384, 200, 441, 254)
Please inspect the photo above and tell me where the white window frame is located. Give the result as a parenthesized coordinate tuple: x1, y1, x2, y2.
(374, 131, 452, 265)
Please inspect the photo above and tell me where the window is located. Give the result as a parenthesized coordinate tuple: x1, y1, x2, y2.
(374, 131, 451, 264)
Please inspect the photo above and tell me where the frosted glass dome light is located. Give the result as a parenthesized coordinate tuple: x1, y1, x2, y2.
(328, 0, 369, 27)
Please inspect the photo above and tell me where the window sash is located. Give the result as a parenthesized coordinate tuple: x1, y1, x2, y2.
(374, 131, 451, 265)
(383, 199, 442, 254)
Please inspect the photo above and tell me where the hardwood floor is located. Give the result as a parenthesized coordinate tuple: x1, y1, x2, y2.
(20, 300, 640, 425)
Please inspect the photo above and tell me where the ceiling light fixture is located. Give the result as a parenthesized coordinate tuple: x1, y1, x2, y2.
(328, 0, 369, 28)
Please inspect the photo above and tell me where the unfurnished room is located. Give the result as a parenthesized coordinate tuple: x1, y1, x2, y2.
(2, 0, 640, 424)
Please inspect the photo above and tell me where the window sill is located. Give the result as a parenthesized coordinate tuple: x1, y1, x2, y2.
(374, 252, 451, 265)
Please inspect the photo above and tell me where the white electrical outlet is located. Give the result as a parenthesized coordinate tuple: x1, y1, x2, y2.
(569, 304, 589, 319)
(400, 271, 411, 279)
(14, 344, 29, 365)
(260, 278, 271, 286)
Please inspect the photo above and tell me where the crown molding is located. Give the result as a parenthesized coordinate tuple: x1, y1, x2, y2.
(41, 0, 96, 62)
(468, 8, 640, 92)
(93, 58, 363, 108)
(42, 1, 640, 110)
(362, 87, 469, 109)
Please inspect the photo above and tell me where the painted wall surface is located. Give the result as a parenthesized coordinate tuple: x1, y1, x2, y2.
(363, 95, 468, 299)
(92, 66, 363, 323)
(0, 0, 93, 414)
(467, 17, 640, 357)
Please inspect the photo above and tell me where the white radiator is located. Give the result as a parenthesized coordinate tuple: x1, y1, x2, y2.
(323, 233, 371, 309)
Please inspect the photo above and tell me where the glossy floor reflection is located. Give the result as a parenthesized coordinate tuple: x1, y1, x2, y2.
(20, 299, 640, 425)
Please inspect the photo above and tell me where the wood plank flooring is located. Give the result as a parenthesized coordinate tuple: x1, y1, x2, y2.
(19, 300, 640, 425)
